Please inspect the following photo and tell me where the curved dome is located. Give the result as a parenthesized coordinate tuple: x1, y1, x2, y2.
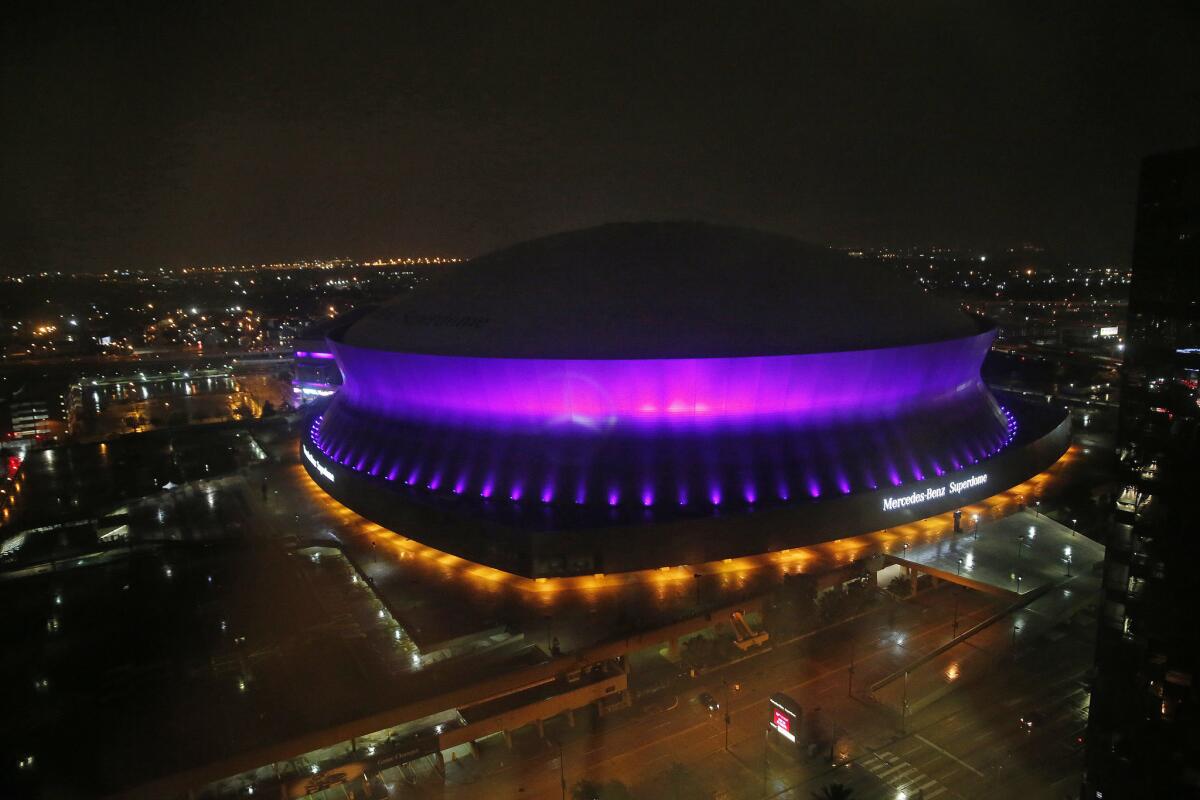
(298, 222, 1072, 579)
(342, 222, 984, 359)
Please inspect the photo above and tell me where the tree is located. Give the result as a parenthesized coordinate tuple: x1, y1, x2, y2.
(812, 783, 855, 800)
(599, 780, 633, 800)
(571, 778, 632, 800)
(572, 779, 603, 800)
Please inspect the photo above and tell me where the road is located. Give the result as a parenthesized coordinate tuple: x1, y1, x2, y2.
(374, 578, 1093, 800)
(16, 423, 1095, 799)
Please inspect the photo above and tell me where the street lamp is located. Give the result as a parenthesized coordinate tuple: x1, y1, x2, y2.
(952, 591, 960, 639)
(956, 557, 963, 576)
(1071, 517, 1077, 538)
(848, 640, 856, 697)
(1015, 574, 1022, 593)
(972, 514, 980, 539)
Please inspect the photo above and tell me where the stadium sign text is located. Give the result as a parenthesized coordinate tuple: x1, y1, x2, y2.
(882, 473, 987, 511)
(303, 446, 335, 483)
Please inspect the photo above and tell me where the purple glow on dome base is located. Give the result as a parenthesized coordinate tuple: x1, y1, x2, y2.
(331, 330, 995, 430)
(306, 390, 1017, 524)
(305, 319, 1024, 522)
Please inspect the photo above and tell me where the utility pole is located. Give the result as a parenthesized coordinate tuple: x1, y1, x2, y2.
(761, 727, 770, 797)
(557, 739, 566, 800)
(722, 678, 730, 751)
(901, 670, 910, 733)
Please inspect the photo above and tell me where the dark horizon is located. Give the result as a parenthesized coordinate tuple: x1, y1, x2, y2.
(2, 1, 1198, 274)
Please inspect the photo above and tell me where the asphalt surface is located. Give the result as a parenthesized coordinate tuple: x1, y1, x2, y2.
(369, 579, 1093, 799)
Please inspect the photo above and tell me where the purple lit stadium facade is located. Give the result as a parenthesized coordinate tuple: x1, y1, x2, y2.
(302, 223, 1069, 577)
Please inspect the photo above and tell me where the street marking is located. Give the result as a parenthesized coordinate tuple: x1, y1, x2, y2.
(915, 734, 984, 777)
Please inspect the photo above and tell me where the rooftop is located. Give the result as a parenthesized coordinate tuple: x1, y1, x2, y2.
(342, 222, 986, 359)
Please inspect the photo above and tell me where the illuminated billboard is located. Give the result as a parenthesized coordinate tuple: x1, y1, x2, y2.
(769, 693, 801, 743)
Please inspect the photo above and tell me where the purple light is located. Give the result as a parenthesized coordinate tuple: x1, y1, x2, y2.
(305, 325, 1020, 517)
(862, 468, 877, 490)
(295, 351, 336, 360)
(332, 331, 995, 429)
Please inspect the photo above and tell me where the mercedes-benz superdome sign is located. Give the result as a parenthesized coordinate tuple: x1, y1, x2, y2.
(881, 473, 988, 511)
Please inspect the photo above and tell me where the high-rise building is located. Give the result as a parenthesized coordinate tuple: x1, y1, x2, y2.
(1084, 145, 1200, 798)
(6, 401, 51, 440)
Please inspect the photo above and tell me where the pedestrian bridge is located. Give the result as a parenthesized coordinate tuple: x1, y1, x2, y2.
(879, 510, 1103, 599)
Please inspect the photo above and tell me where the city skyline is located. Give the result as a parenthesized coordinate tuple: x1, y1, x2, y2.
(3, 2, 1198, 274)
(3, 4, 1198, 798)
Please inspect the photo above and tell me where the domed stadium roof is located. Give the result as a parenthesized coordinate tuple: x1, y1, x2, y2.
(340, 222, 985, 359)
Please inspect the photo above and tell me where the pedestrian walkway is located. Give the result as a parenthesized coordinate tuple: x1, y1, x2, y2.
(856, 749, 952, 799)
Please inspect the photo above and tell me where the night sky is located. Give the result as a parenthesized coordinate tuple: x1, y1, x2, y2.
(2, 1, 1197, 273)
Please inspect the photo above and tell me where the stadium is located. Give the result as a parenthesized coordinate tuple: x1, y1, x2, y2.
(301, 223, 1070, 577)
